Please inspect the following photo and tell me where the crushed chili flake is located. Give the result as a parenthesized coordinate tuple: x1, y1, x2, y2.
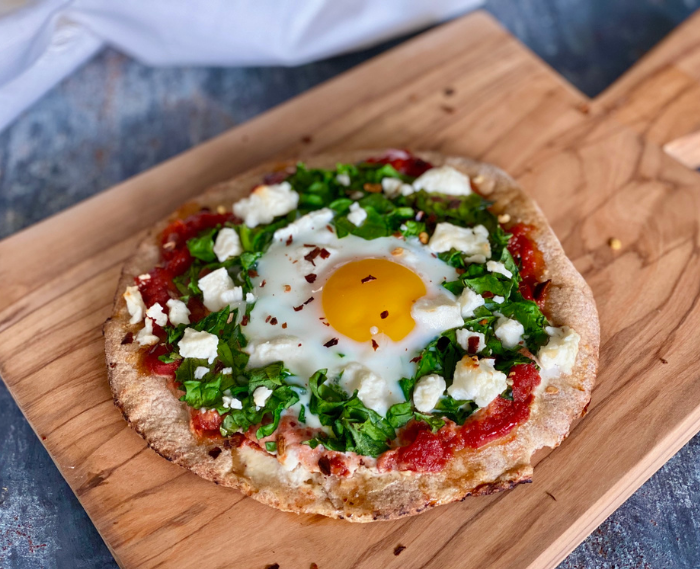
(284, 284, 291, 292)
(361, 274, 377, 284)
(304, 247, 321, 266)
(304, 296, 315, 305)
(467, 336, 481, 353)
(260, 280, 266, 287)
(456, 268, 465, 275)
(324, 338, 339, 348)
(241, 315, 249, 326)
(282, 322, 287, 329)
(380, 310, 389, 319)
(285, 235, 293, 246)
(326, 225, 334, 232)
(293, 305, 304, 312)
(305, 274, 317, 283)
(319, 248, 331, 259)
(270, 317, 278, 325)
(410, 356, 422, 363)
(265, 315, 272, 323)
(248, 269, 258, 278)
(363, 182, 383, 193)
(372, 339, 379, 351)
(303, 243, 316, 247)
(479, 319, 488, 325)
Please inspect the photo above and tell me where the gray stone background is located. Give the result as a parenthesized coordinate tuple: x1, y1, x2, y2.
(1, 0, 700, 567)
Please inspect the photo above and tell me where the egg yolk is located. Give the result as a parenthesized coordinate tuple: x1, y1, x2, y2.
(322, 258, 427, 342)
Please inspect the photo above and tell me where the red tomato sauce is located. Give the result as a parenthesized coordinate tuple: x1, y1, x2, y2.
(191, 409, 224, 438)
(507, 223, 547, 308)
(365, 149, 433, 178)
(379, 364, 541, 473)
(142, 344, 181, 377)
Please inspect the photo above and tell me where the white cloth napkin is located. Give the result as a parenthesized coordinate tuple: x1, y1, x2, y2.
(0, 0, 482, 133)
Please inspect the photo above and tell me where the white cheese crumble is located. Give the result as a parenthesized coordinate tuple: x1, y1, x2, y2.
(486, 260, 513, 279)
(381, 177, 413, 198)
(493, 295, 505, 304)
(136, 317, 159, 346)
(178, 328, 219, 363)
(221, 367, 233, 374)
(194, 366, 209, 380)
(123, 286, 146, 324)
(448, 356, 508, 408)
(457, 287, 485, 318)
(246, 335, 303, 368)
(413, 374, 446, 413)
(411, 294, 464, 331)
(246, 292, 256, 303)
(494, 315, 525, 349)
(222, 392, 243, 410)
(233, 181, 299, 228)
(347, 202, 368, 226)
(456, 329, 486, 353)
(166, 298, 190, 326)
(336, 173, 351, 187)
(428, 223, 491, 258)
(197, 267, 242, 312)
(213, 227, 242, 262)
(273, 208, 334, 242)
(340, 362, 390, 415)
(412, 165, 472, 196)
(145, 302, 168, 327)
(253, 386, 273, 408)
(538, 326, 581, 375)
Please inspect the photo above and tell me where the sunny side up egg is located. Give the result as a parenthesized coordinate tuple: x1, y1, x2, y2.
(244, 208, 458, 422)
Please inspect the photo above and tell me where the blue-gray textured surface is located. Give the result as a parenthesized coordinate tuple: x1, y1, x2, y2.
(1, 1, 700, 567)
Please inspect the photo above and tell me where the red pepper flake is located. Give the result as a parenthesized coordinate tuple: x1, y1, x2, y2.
(270, 317, 278, 325)
(324, 338, 339, 348)
(304, 247, 321, 266)
(482, 291, 494, 299)
(410, 356, 422, 363)
(326, 225, 334, 232)
(284, 284, 291, 292)
(319, 248, 331, 259)
(286, 235, 293, 246)
(304, 296, 315, 305)
(305, 274, 317, 283)
(265, 315, 272, 323)
(467, 336, 480, 353)
(303, 244, 316, 247)
(361, 275, 377, 284)
(241, 315, 250, 326)
(248, 269, 258, 278)
(260, 280, 266, 288)
(380, 310, 389, 319)
(479, 319, 488, 325)
(282, 322, 287, 329)
(456, 268, 465, 275)
(294, 305, 304, 312)
(372, 339, 379, 351)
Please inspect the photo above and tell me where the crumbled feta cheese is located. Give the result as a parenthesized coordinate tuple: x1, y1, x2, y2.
(166, 298, 190, 326)
(494, 315, 525, 349)
(448, 356, 508, 408)
(464, 254, 487, 264)
(246, 335, 303, 368)
(336, 173, 351, 187)
(457, 287, 485, 318)
(456, 329, 486, 353)
(253, 386, 273, 408)
(538, 326, 581, 375)
(487, 260, 513, 279)
(146, 302, 168, 327)
(492, 295, 505, 304)
(340, 362, 390, 415)
(197, 267, 242, 312)
(136, 317, 160, 346)
(412, 165, 472, 196)
(221, 367, 233, 374)
(347, 202, 367, 226)
(178, 328, 219, 363)
(123, 286, 146, 324)
(411, 294, 464, 331)
(194, 366, 209, 380)
(246, 292, 256, 303)
(233, 181, 299, 228)
(273, 208, 334, 241)
(413, 374, 446, 413)
(222, 394, 243, 410)
(381, 177, 403, 198)
(213, 227, 242, 262)
(428, 223, 491, 258)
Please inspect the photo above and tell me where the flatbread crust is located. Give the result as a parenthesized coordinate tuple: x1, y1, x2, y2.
(104, 150, 599, 522)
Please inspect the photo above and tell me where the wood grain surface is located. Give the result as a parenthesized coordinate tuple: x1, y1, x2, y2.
(2, 10, 700, 569)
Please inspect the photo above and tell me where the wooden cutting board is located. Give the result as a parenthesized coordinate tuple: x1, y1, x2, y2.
(3, 9, 700, 569)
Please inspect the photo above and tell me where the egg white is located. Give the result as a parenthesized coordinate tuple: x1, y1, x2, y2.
(244, 209, 459, 417)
